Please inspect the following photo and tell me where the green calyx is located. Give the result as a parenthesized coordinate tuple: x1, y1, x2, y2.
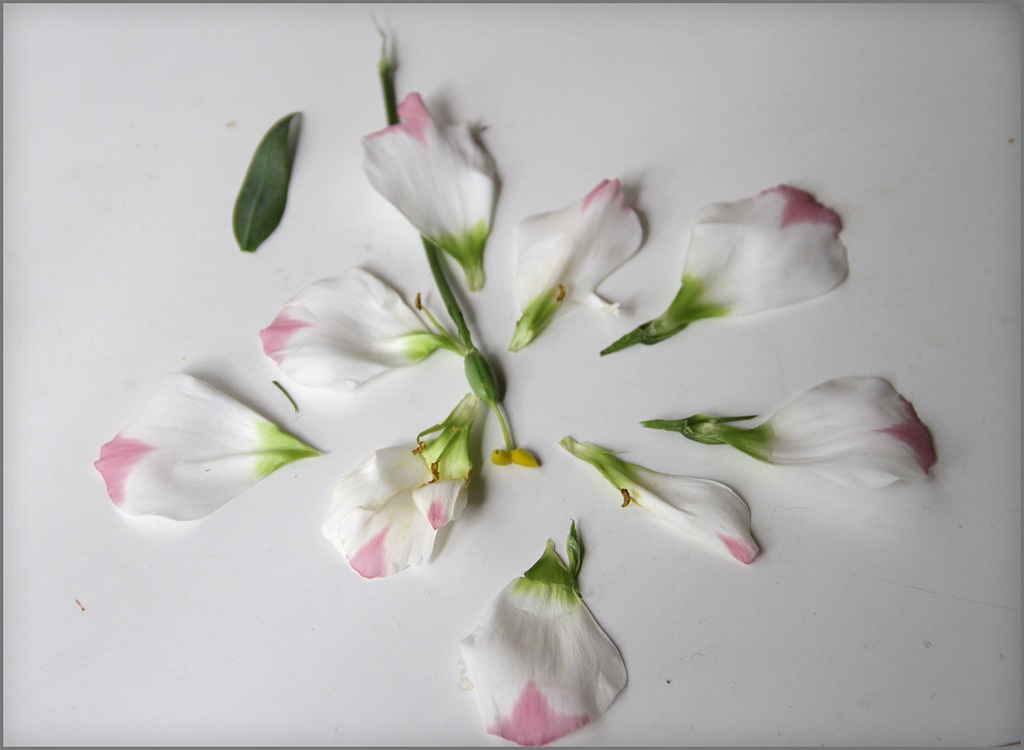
(401, 331, 465, 362)
(559, 437, 639, 494)
(509, 285, 564, 352)
(416, 393, 480, 480)
(430, 219, 490, 292)
(601, 274, 729, 355)
(253, 421, 323, 478)
(642, 414, 774, 463)
(515, 521, 584, 603)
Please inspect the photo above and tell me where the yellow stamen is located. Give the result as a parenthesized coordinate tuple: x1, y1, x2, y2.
(556, 284, 566, 302)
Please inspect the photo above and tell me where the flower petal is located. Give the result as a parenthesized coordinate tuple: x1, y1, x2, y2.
(260, 267, 449, 389)
(363, 93, 495, 291)
(322, 446, 438, 578)
(510, 179, 643, 351)
(412, 478, 468, 530)
(559, 437, 759, 564)
(601, 185, 847, 355)
(94, 374, 321, 520)
(766, 376, 937, 488)
(684, 184, 848, 315)
(460, 534, 626, 746)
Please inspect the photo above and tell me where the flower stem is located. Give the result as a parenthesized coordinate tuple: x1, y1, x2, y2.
(377, 37, 533, 463)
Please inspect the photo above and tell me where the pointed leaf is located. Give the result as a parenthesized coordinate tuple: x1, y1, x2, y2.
(233, 112, 301, 252)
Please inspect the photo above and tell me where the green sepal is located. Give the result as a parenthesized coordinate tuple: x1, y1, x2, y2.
(233, 112, 301, 253)
(417, 393, 479, 480)
(252, 420, 323, 478)
(601, 274, 729, 355)
(509, 286, 562, 352)
(642, 414, 774, 463)
(430, 219, 489, 292)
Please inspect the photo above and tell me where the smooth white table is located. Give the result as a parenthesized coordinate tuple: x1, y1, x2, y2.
(4, 4, 1020, 746)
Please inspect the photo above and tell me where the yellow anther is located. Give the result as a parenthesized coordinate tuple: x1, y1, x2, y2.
(511, 448, 539, 468)
(429, 461, 440, 481)
(620, 488, 634, 507)
(412, 441, 426, 455)
(490, 449, 512, 466)
(556, 284, 566, 302)
(414, 292, 423, 310)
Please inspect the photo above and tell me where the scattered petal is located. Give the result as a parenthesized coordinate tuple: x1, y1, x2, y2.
(644, 376, 936, 489)
(322, 394, 479, 578)
(363, 93, 496, 291)
(94, 374, 321, 520)
(602, 184, 848, 354)
(460, 524, 626, 746)
(560, 437, 759, 564)
(510, 179, 643, 351)
(261, 267, 458, 389)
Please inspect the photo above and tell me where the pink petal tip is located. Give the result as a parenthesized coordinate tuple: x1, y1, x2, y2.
(348, 526, 390, 579)
(395, 92, 430, 144)
(766, 185, 842, 237)
(718, 534, 759, 565)
(581, 178, 624, 213)
(260, 312, 310, 362)
(426, 499, 449, 530)
(94, 435, 155, 508)
(879, 397, 937, 474)
(488, 681, 590, 747)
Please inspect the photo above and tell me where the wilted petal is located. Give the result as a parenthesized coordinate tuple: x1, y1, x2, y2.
(363, 93, 495, 291)
(510, 179, 643, 351)
(602, 185, 848, 354)
(560, 437, 759, 564)
(94, 374, 321, 520)
(461, 526, 626, 746)
(261, 267, 455, 389)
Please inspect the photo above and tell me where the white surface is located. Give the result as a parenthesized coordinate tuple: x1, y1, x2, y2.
(3, 3, 1020, 746)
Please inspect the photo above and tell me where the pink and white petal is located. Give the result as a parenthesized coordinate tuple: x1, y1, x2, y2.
(768, 376, 936, 488)
(460, 581, 627, 746)
(95, 374, 318, 520)
(629, 468, 760, 564)
(323, 446, 438, 578)
(684, 185, 848, 315)
(514, 178, 643, 314)
(261, 268, 436, 389)
(411, 478, 469, 530)
(363, 93, 495, 245)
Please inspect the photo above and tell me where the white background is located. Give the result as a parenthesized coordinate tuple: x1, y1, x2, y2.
(4, 3, 1020, 746)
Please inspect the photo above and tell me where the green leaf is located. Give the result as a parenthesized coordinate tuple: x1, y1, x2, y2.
(233, 112, 301, 252)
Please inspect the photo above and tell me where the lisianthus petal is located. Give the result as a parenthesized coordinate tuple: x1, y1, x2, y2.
(510, 179, 642, 350)
(684, 184, 848, 315)
(363, 93, 495, 290)
(461, 579, 626, 746)
(630, 467, 760, 564)
(322, 446, 439, 578)
(261, 267, 444, 389)
(559, 437, 758, 564)
(94, 374, 320, 520)
(412, 478, 468, 530)
(767, 376, 937, 488)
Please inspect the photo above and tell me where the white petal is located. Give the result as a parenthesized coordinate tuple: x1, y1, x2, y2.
(362, 93, 495, 289)
(766, 376, 937, 488)
(94, 374, 320, 521)
(322, 447, 440, 578)
(411, 478, 469, 530)
(628, 467, 760, 564)
(684, 185, 848, 315)
(514, 179, 643, 314)
(460, 579, 626, 746)
(260, 267, 441, 389)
